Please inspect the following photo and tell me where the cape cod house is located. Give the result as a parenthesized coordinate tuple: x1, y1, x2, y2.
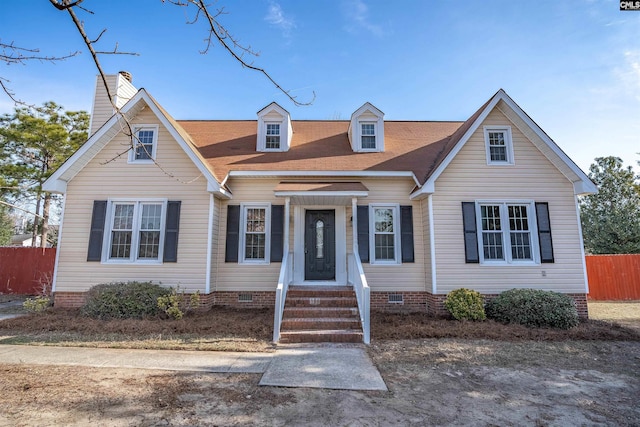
(43, 72, 596, 343)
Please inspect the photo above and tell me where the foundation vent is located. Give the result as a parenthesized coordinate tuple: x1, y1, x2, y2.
(238, 293, 253, 303)
(388, 294, 404, 304)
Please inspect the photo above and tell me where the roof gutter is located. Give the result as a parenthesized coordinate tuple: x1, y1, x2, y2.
(225, 170, 421, 188)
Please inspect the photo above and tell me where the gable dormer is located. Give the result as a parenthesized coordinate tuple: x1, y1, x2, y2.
(348, 102, 385, 153)
(256, 102, 292, 152)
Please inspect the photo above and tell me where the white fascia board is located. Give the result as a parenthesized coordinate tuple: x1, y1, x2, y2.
(411, 89, 597, 199)
(573, 180, 598, 195)
(497, 94, 597, 196)
(274, 191, 369, 198)
(139, 90, 222, 193)
(43, 89, 224, 195)
(411, 93, 504, 200)
(350, 102, 384, 120)
(42, 179, 68, 194)
(41, 96, 142, 193)
(227, 170, 420, 187)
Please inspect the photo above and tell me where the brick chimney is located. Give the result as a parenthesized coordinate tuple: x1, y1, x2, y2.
(89, 71, 137, 136)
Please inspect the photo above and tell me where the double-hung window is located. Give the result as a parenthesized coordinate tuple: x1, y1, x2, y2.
(106, 200, 166, 263)
(265, 123, 281, 150)
(477, 202, 536, 264)
(240, 204, 271, 263)
(130, 125, 158, 162)
(361, 122, 376, 149)
(369, 204, 400, 264)
(484, 126, 513, 165)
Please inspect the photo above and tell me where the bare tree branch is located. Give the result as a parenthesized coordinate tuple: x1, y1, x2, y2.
(164, 0, 315, 106)
(0, 199, 45, 219)
(0, 41, 80, 107)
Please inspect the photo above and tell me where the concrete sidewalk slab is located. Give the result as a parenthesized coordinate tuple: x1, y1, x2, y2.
(259, 345, 387, 391)
(0, 345, 273, 373)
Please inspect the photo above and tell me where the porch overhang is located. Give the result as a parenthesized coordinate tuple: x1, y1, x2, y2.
(274, 181, 368, 205)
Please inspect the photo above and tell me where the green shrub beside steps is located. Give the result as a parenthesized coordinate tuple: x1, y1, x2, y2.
(485, 288, 579, 329)
(444, 288, 486, 321)
(82, 281, 171, 320)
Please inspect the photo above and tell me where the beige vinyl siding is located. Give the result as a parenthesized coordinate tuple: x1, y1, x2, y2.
(217, 177, 425, 292)
(56, 109, 210, 294)
(359, 179, 426, 292)
(432, 108, 586, 294)
(216, 178, 282, 291)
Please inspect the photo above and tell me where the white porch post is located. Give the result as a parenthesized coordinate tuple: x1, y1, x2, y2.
(284, 197, 290, 255)
(351, 197, 358, 255)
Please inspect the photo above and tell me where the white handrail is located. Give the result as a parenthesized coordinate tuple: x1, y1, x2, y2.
(348, 252, 370, 344)
(273, 252, 293, 342)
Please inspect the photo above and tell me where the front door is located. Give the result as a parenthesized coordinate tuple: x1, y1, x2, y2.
(304, 210, 336, 281)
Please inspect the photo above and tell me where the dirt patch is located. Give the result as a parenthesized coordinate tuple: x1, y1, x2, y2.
(1, 340, 638, 426)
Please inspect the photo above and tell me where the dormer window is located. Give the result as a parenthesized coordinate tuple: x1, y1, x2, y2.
(266, 123, 281, 150)
(361, 122, 376, 149)
(256, 102, 292, 152)
(349, 102, 384, 152)
(129, 125, 158, 163)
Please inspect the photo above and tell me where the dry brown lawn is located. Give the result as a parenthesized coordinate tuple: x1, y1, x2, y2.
(1, 299, 639, 425)
(0, 300, 638, 352)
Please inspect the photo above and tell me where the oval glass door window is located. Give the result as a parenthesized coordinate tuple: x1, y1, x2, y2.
(316, 220, 324, 259)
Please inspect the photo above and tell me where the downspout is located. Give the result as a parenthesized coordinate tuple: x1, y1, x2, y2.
(428, 194, 437, 294)
(575, 196, 589, 294)
(51, 194, 66, 294)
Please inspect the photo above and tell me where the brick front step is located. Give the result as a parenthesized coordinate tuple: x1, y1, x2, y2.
(285, 297, 358, 308)
(281, 317, 361, 331)
(279, 285, 363, 343)
(287, 286, 356, 298)
(284, 307, 359, 318)
(279, 329, 364, 344)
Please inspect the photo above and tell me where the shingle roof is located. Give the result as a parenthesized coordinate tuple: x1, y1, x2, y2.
(177, 119, 465, 184)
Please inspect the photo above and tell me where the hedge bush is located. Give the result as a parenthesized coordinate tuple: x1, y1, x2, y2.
(444, 288, 486, 321)
(485, 288, 579, 329)
(81, 281, 171, 320)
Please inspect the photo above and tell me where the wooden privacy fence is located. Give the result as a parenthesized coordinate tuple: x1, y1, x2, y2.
(0, 247, 56, 295)
(586, 254, 640, 300)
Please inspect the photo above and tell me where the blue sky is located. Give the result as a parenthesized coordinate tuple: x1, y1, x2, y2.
(1, 0, 639, 174)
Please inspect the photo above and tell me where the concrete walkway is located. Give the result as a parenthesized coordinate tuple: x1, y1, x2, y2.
(0, 343, 387, 391)
(260, 345, 387, 390)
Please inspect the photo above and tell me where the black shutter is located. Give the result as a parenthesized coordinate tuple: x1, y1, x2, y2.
(357, 206, 369, 262)
(163, 201, 181, 263)
(535, 202, 554, 263)
(87, 200, 107, 261)
(225, 205, 240, 262)
(400, 206, 415, 263)
(461, 202, 479, 263)
(270, 205, 285, 262)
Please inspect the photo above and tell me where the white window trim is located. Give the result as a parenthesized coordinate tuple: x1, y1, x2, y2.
(483, 126, 514, 165)
(239, 203, 271, 265)
(369, 203, 401, 265)
(102, 198, 168, 264)
(128, 124, 159, 164)
(264, 122, 282, 151)
(475, 200, 540, 266)
(360, 121, 377, 151)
